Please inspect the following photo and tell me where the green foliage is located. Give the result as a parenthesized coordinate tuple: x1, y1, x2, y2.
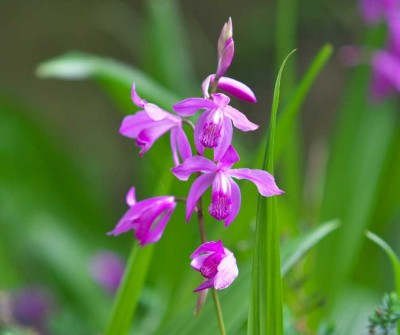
(368, 293, 400, 335)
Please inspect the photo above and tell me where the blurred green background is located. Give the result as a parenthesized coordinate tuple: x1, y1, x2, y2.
(1, 1, 399, 334)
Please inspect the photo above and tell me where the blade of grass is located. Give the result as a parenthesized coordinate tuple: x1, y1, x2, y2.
(248, 49, 296, 335)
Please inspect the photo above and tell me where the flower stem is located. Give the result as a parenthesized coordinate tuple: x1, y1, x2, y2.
(212, 288, 227, 335)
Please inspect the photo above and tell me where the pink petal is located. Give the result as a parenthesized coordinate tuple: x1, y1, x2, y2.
(144, 103, 173, 121)
(193, 278, 215, 292)
(228, 168, 284, 197)
(194, 111, 209, 155)
(136, 120, 177, 155)
(211, 93, 230, 108)
(191, 240, 224, 259)
(176, 126, 192, 163)
(170, 127, 180, 167)
(217, 17, 233, 59)
(171, 156, 216, 181)
(214, 117, 233, 162)
(218, 77, 257, 103)
(173, 98, 216, 117)
(214, 253, 238, 290)
(119, 112, 154, 139)
(224, 179, 241, 227)
(219, 145, 240, 168)
(131, 83, 146, 108)
(190, 254, 209, 271)
(202, 74, 215, 98)
(224, 105, 258, 131)
(186, 173, 215, 222)
(126, 187, 136, 207)
(216, 38, 234, 78)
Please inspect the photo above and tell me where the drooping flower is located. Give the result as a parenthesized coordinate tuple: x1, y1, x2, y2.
(89, 251, 125, 294)
(171, 146, 283, 226)
(173, 93, 258, 161)
(190, 240, 238, 292)
(370, 50, 400, 99)
(120, 84, 192, 166)
(108, 187, 177, 246)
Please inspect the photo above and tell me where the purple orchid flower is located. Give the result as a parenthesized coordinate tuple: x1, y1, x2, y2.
(371, 50, 400, 99)
(120, 84, 192, 166)
(89, 251, 125, 294)
(191, 240, 238, 292)
(173, 93, 258, 161)
(108, 187, 177, 246)
(171, 146, 283, 227)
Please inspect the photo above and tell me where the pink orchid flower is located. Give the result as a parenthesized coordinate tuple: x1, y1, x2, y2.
(371, 50, 400, 100)
(120, 84, 192, 166)
(173, 93, 258, 161)
(171, 146, 283, 227)
(360, 0, 398, 24)
(108, 187, 177, 246)
(191, 240, 238, 292)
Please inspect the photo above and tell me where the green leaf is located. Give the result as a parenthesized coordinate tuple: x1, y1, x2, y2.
(366, 231, 400, 295)
(248, 49, 296, 335)
(281, 219, 340, 276)
(36, 52, 181, 111)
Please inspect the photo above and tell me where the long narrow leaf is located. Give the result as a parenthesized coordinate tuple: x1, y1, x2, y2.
(248, 50, 296, 335)
(366, 231, 400, 294)
(36, 52, 181, 110)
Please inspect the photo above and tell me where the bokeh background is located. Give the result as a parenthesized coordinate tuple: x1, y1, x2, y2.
(1, 1, 399, 334)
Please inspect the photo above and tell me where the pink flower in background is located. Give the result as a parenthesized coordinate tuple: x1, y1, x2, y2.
(360, 0, 399, 24)
(173, 94, 258, 161)
(371, 50, 400, 99)
(108, 187, 177, 246)
(171, 146, 283, 226)
(120, 84, 192, 166)
(89, 251, 125, 294)
(191, 240, 238, 292)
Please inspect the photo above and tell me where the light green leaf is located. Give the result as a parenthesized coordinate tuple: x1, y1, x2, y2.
(36, 52, 181, 110)
(248, 49, 296, 335)
(366, 231, 400, 295)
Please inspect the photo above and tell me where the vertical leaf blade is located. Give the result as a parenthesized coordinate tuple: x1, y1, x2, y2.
(248, 50, 296, 335)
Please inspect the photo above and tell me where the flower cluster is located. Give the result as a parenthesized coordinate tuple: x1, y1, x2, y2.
(360, 0, 400, 99)
(109, 19, 283, 292)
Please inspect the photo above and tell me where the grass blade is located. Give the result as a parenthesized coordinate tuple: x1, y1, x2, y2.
(366, 231, 400, 294)
(248, 49, 296, 335)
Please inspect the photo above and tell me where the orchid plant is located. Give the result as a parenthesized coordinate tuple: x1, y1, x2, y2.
(108, 18, 283, 332)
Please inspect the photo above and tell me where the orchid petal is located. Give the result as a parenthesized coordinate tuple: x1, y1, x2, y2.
(219, 145, 240, 168)
(191, 240, 224, 259)
(136, 120, 177, 155)
(171, 156, 216, 181)
(211, 93, 230, 108)
(176, 126, 192, 163)
(224, 179, 241, 227)
(214, 116, 233, 162)
(202, 74, 215, 98)
(144, 103, 172, 121)
(119, 112, 154, 139)
(217, 17, 233, 59)
(218, 77, 257, 103)
(216, 38, 234, 78)
(190, 254, 209, 271)
(186, 173, 215, 222)
(228, 168, 284, 197)
(173, 98, 216, 117)
(194, 111, 209, 155)
(131, 83, 146, 108)
(170, 127, 180, 167)
(126, 187, 136, 207)
(214, 253, 238, 290)
(193, 278, 215, 292)
(224, 105, 259, 131)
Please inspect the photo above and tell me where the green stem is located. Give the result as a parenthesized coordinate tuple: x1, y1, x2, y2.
(212, 288, 227, 335)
